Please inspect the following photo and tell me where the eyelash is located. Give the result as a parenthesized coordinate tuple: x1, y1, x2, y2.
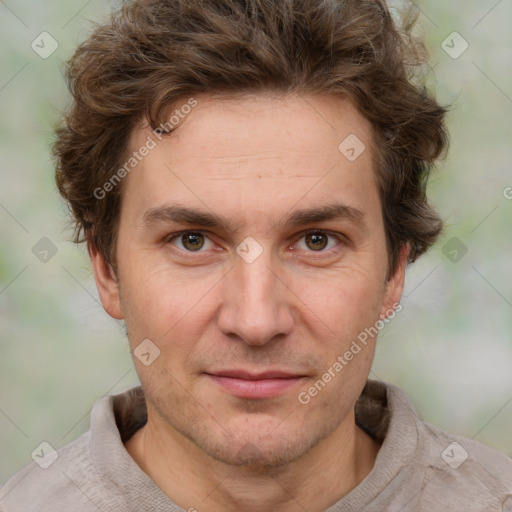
(165, 229, 345, 256)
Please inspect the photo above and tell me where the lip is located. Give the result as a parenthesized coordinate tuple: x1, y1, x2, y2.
(205, 370, 307, 399)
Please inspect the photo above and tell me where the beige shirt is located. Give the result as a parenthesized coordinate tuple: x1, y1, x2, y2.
(1, 380, 511, 511)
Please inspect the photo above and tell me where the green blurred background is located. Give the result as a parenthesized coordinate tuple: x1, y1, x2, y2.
(1, 0, 511, 483)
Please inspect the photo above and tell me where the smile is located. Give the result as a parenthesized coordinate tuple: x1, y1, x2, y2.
(205, 370, 308, 399)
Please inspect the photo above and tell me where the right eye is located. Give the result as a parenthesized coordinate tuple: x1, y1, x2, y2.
(167, 231, 216, 252)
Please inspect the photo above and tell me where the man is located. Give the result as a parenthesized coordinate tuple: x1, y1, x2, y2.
(1, 0, 511, 510)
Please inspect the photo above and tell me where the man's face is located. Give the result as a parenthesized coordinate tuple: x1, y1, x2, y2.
(93, 93, 405, 467)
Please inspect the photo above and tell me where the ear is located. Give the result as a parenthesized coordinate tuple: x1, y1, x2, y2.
(380, 244, 408, 319)
(88, 241, 124, 320)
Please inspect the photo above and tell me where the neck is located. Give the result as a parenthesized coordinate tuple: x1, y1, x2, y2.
(125, 406, 381, 512)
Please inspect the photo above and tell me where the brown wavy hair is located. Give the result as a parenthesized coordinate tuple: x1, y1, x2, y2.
(53, 0, 449, 277)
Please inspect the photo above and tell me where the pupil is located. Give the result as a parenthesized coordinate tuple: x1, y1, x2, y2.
(307, 232, 327, 251)
(183, 233, 204, 251)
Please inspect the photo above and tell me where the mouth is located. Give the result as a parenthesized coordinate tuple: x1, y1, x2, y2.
(204, 369, 308, 399)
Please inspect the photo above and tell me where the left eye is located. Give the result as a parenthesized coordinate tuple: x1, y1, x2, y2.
(295, 231, 341, 252)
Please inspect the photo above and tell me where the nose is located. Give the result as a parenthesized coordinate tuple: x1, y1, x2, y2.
(217, 246, 294, 346)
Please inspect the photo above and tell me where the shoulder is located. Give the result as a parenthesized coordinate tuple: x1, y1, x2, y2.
(412, 414, 512, 508)
(381, 381, 512, 509)
(0, 431, 103, 512)
(416, 419, 512, 484)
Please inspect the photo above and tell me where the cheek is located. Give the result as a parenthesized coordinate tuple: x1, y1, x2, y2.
(119, 250, 211, 314)
(294, 269, 385, 339)
(117, 259, 221, 367)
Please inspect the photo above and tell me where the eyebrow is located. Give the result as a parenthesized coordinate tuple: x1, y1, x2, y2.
(142, 202, 366, 232)
(280, 203, 365, 230)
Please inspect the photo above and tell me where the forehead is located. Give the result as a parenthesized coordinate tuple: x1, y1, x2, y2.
(122, 93, 380, 229)
(147, 92, 373, 162)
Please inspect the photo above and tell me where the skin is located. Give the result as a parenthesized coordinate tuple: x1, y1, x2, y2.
(90, 93, 407, 512)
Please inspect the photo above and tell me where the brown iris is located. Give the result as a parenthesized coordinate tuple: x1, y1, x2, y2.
(181, 232, 205, 251)
(305, 232, 328, 251)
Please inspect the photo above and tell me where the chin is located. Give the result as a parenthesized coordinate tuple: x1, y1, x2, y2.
(202, 437, 313, 468)
(184, 417, 330, 469)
